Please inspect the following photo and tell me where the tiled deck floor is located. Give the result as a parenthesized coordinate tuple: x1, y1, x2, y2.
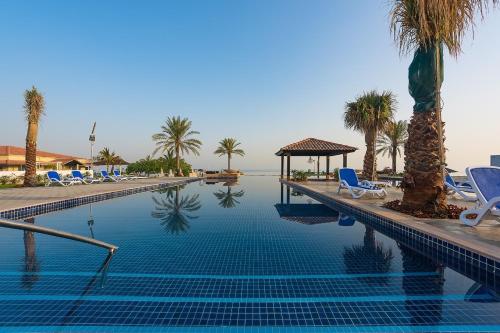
(0, 177, 193, 212)
(284, 180, 500, 261)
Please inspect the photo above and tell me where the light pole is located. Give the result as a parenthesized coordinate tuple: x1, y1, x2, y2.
(89, 122, 96, 171)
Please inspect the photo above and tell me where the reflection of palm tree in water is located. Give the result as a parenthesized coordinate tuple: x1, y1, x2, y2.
(399, 243, 443, 325)
(22, 217, 40, 290)
(151, 185, 201, 234)
(213, 185, 244, 209)
(343, 225, 393, 284)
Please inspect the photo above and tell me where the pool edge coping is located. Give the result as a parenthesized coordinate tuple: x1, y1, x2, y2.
(0, 178, 200, 220)
(281, 179, 500, 271)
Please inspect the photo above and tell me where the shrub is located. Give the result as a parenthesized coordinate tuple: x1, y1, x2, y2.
(0, 176, 9, 185)
(291, 170, 308, 181)
(333, 168, 339, 181)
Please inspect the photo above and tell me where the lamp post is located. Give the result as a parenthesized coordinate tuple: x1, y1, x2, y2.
(89, 122, 96, 171)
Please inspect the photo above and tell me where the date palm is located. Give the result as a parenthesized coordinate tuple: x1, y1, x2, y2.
(214, 138, 245, 172)
(214, 185, 245, 208)
(344, 91, 396, 180)
(98, 148, 119, 173)
(390, 0, 497, 214)
(151, 186, 201, 235)
(23, 87, 45, 187)
(153, 116, 202, 176)
(377, 120, 408, 174)
(343, 225, 393, 285)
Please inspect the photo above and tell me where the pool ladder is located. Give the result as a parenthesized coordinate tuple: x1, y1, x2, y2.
(0, 218, 118, 254)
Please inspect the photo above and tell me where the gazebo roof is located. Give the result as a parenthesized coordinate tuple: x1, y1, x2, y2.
(275, 138, 357, 156)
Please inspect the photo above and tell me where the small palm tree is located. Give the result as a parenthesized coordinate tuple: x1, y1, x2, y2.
(213, 185, 245, 208)
(152, 116, 202, 176)
(151, 186, 201, 234)
(214, 138, 245, 172)
(390, 0, 497, 213)
(23, 87, 45, 187)
(377, 120, 408, 174)
(98, 148, 119, 172)
(344, 91, 396, 180)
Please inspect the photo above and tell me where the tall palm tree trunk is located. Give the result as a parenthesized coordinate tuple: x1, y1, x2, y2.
(362, 131, 377, 181)
(391, 145, 397, 174)
(175, 146, 180, 176)
(227, 153, 231, 171)
(24, 122, 38, 187)
(401, 110, 447, 214)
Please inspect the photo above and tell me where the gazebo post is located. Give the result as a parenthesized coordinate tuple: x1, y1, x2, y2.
(317, 156, 320, 179)
(326, 156, 330, 180)
(343, 153, 348, 167)
(280, 155, 284, 179)
(286, 154, 291, 180)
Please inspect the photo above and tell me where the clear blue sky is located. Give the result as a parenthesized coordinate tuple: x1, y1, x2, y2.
(1, 1, 499, 172)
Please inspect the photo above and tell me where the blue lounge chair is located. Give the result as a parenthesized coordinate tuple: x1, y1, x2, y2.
(101, 170, 118, 182)
(460, 166, 500, 226)
(337, 168, 387, 199)
(46, 171, 79, 186)
(445, 172, 476, 201)
(338, 213, 356, 226)
(71, 170, 101, 184)
(113, 170, 130, 181)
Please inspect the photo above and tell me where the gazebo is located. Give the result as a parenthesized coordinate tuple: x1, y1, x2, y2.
(275, 138, 357, 179)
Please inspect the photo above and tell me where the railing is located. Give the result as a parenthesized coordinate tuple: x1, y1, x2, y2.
(0, 218, 118, 253)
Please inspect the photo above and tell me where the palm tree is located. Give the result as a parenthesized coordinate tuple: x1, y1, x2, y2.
(151, 186, 201, 234)
(23, 87, 45, 187)
(377, 120, 408, 174)
(343, 224, 393, 285)
(344, 90, 396, 180)
(214, 138, 245, 172)
(152, 116, 202, 176)
(390, 0, 497, 214)
(213, 185, 245, 208)
(98, 148, 119, 172)
(22, 217, 40, 290)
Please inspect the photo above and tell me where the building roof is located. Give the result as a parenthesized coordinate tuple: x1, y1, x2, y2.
(0, 146, 90, 165)
(275, 138, 357, 156)
(274, 204, 340, 225)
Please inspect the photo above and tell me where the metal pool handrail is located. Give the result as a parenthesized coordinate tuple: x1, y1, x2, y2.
(0, 218, 118, 253)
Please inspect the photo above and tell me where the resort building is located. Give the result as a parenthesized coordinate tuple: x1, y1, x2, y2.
(0, 145, 90, 172)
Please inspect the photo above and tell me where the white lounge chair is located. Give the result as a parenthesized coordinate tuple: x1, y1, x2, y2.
(71, 170, 101, 184)
(337, 168, 387, 199)
(46, 171, 80, 187)
(460, 166, 500, 226)
(445, 172, 476, 202)
(101, 170, 118, 182)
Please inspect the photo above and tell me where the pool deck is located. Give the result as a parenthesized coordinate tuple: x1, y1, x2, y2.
(0, 177, 195, 214)
(282, 179, 500, 263)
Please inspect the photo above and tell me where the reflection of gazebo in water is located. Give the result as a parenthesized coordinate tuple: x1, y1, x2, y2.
(275, 138, 357, 180)
(275, 203, 339, 225)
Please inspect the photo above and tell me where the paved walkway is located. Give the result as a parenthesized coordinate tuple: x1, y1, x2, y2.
(0, 177, 193, 212)
(283, 180, 500, 261)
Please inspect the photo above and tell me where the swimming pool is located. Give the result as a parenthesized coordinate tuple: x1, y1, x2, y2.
(0, 177, 498, 332)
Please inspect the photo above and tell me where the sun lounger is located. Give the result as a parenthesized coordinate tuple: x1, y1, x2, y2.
(113, 170, 130, 181)
(71, 170, 101, 184)
(445, 172, 476, 202)
(337, 168, 387, 199)
(46, 171, 80, 186)
(460, 166, 500, 226)
(101, 170, 118, 182)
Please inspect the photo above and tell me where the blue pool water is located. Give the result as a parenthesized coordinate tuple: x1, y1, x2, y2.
(0, 177, 499, 332)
